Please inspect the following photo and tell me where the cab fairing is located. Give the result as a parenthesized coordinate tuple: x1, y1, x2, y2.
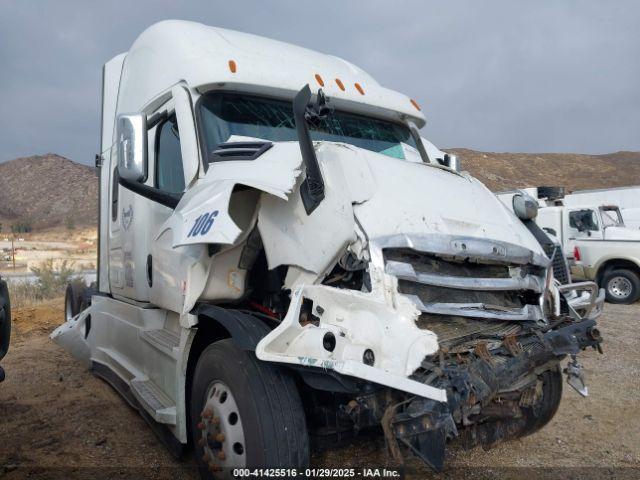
(112, 20, 425, 132)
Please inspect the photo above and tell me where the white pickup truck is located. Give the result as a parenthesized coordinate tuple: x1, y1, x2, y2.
(565, 186, 640, 229)
(52, 21, 603, 476)
(500, 187, 640, 304)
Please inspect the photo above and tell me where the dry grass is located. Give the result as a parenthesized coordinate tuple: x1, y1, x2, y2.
(7, 259, 75, 308)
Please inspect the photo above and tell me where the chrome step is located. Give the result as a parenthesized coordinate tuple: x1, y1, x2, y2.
(131, 378, 176, 425)
(141, 328, 180, 357)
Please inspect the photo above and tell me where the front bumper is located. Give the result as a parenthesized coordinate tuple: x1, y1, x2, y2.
(390, 315, 603, 471)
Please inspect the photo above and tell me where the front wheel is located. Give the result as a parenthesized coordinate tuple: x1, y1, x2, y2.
(602, 269, 640, 304)
(517, 367, 563, 437)
(190, 339, 309, 478)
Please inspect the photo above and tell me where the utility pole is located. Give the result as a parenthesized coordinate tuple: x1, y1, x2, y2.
(11, 238, 15, 270)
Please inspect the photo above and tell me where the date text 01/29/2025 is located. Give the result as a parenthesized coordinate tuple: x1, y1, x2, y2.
(232, 468, 403, 478)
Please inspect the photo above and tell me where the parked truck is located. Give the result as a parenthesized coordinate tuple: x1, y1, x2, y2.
(565, 186, 640, 229)
(499, 187, 640, 304)
(53, 21, 604, 476)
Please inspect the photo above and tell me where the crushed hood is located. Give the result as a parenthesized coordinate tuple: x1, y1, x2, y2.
(332, 144, 546, 260)
(159, 140, 547, 275)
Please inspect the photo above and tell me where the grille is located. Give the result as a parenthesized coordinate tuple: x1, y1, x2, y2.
(547, 245, 570, 284)
(384, 248, 544, 326)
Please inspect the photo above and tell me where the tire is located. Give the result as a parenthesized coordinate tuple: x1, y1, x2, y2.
(64, 281, 85, 322)
(517, 368, 563, 438)
(602, 269, 640, 304)
(190, 339, 309, 478)
(0, 278, 10, 362)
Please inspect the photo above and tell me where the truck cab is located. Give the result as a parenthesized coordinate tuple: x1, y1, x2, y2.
(565, 186, 640, 230)
(53, 21, 603, 476)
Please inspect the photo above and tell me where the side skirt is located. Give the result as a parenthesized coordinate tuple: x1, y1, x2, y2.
(91, 360, 187, 459)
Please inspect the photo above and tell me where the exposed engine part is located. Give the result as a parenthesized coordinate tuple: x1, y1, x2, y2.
(564, 354, 588, 397)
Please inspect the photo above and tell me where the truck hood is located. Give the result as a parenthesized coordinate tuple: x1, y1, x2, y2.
(603, 226, 640, 241)
(347, 148, 545, 257)
(162, 141, 548, 276)
(258, 142, 549, 273)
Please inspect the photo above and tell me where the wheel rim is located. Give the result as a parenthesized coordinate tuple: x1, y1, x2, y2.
(198, 380, 246, 475)
(607, 276, 633, 299)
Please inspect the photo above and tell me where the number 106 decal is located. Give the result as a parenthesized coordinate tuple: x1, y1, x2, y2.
(187, 210, 219, 237)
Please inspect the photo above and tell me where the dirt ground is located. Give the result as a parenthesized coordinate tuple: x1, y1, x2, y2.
(1, 300, 638, 479)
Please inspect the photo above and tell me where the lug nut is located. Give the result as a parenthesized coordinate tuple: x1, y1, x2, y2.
(215, 433, 225, 442)
(217, 451, 226, 460)
(202, 409, 213, 419)
(212, 416, 221, 425)
(196, 422, 206, 430)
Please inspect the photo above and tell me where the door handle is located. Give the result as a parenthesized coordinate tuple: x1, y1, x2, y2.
(146, 255, 153, 287)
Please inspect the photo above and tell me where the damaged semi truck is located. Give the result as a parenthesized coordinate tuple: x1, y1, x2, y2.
(53, 21, 604, 476)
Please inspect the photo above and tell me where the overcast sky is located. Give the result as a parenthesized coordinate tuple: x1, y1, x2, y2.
(1, 0, 638, 165)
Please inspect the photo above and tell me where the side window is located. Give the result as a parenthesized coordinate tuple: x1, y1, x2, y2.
(155, 115, 185, 194)
(569, 209, 599, 232)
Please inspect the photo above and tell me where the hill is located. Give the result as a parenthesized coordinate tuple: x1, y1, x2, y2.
(450, 149, 640, 192)
(0, 154, 98, 231)
(0, 150, 638, 232)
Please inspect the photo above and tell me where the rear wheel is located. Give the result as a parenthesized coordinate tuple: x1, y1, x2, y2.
(64, 282, 85, 322)
(602, 269, 640, 304)
(190, 339, 309, 478)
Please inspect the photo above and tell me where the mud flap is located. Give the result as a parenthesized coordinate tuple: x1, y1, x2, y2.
(390, 399, 456, 473)
(399, 428, 447, 472)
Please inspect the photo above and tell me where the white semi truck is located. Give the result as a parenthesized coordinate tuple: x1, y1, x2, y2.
(53, 21, 604, 477)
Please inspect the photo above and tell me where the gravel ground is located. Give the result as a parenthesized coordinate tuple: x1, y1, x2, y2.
(0, 300, 638, 479)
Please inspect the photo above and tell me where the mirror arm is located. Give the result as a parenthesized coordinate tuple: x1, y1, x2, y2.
(408, 124, 431, 163)
(118, 176, 182, 209)
(293, 84, 325, 215)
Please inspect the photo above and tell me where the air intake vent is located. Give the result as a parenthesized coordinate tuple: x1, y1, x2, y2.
(210, 141, 273, 162)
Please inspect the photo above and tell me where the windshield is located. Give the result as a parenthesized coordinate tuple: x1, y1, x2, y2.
(198, 92, 419, 161)
(600, 206, 625, 228)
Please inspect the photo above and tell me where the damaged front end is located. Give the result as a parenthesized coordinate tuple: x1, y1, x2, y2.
(256, 232, 603, 471)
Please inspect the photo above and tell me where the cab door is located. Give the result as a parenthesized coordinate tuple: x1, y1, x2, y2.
(108, 86, 201, 306)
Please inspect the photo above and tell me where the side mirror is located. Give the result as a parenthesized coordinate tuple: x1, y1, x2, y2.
(116, 113, 148, 182)
(513, 193, 538, 220)
(443, 153, 461, 172)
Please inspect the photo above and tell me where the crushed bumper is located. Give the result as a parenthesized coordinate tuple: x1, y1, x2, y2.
(387, 316, 602, 471)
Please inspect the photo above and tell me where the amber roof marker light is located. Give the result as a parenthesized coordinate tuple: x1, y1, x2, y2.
(314, 74, 325, 87)
(335, 78, 345, 91)
(410, 98, 421, 111)
(354, 83, 365, 95)
(228, 60, 237, 73)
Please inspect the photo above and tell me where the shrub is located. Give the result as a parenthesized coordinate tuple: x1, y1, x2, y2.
(7, 259, 75, 307)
